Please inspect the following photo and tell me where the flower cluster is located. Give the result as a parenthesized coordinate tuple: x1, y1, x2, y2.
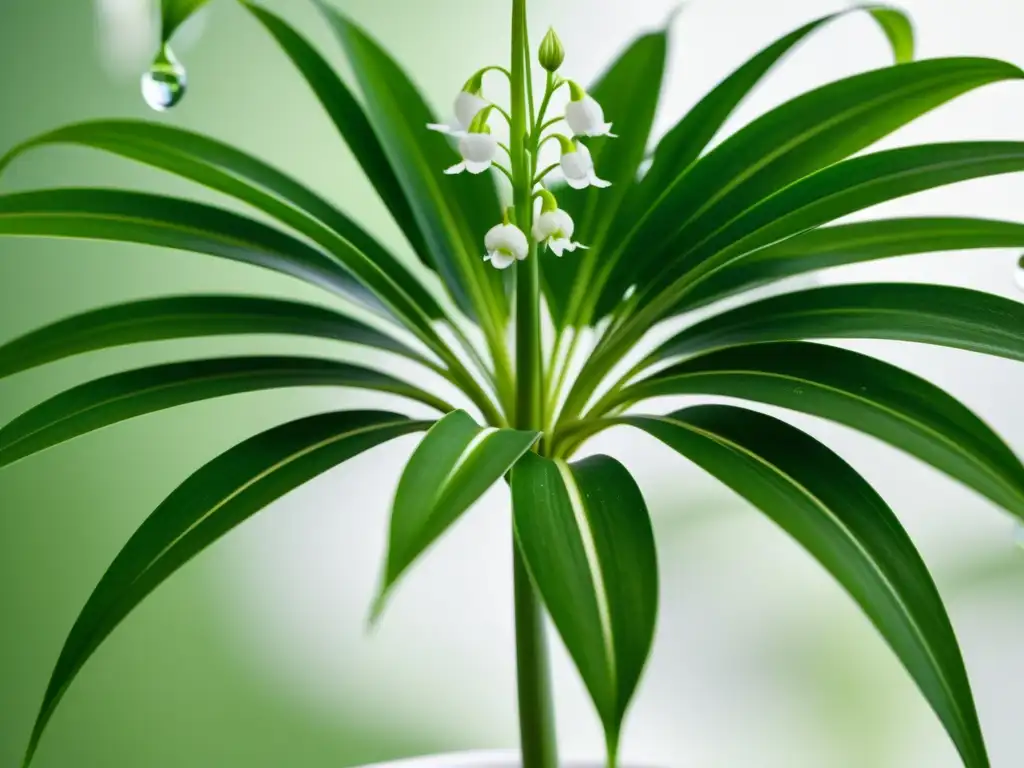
(427, 28, 613, 269)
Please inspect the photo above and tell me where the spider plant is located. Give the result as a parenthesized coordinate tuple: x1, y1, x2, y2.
(2, 0, 1024, 765)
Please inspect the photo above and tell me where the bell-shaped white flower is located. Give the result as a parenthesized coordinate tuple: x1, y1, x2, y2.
(559, 139, 611, 190)
(484, 223, 529, 270)
(428, 90, 489, 136)
(532, 192, 587, 257)
(445, 130, 498, 175)
(565, 82, 616, 138)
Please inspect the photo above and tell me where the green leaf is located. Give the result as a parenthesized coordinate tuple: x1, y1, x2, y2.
(511, 452, 658, 755)
(618, 341, 1024, 518)
(161, 0, 210, 42)
(0, 120, 446, 322)
(620, 405, 988, 768)
(679, 217, 1024, 311)
(240, 4, 435, 276)
(0, 188, 384, 314)
(636, 5, 914, 220)
(313, 1, 506, 326)
(651, 283, 1024, 364)
(375, 410, 538, 615)
(547, 30, 667, 330)
(20, 410, 427, 767)
(0, 356, 449, 469)
(0, 295, 428, 380)
(606, 57, 1023, 313)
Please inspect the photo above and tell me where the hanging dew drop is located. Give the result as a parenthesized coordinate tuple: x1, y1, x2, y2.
(141, 45, 186, 111)
(1015, 254, 1024, 293)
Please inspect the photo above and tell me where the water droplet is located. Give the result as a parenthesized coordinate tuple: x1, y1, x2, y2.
(793, 386, 804, 395)
(141, 45, 186, 111)
(1015, 254, 1024, 292)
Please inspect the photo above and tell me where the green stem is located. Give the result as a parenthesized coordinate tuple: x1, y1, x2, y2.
(511, 1, 558, 766)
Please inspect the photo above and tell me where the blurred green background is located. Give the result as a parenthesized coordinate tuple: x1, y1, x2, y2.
(2, 1, 1024, 766)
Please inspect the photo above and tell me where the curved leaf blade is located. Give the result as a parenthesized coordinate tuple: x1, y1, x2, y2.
(680, 217, 1024, 311)
(375, 410, 538, 615)
(0, 188, 384, 313)
(161, 0, 210, 41)
(314, 1, 506, 325)
(0, 120, 446, 321)
(621, 341, 1024, 518)
(21, 410, 428, 766)
(239, 3, 435, 274)
(0, 294, 427, 380)
(653, 283, 1024, 364)
(0, 356, 449, 469)
(511, 452, 658, 754)
(610, 57, 1024, 312)
(622, 404, 988, 767)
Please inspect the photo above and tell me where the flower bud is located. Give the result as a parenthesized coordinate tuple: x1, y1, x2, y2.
(538, 27, 565, 73)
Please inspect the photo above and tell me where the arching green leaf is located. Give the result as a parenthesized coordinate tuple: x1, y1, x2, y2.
(20, 410, 428, 767)
(678, 217, 1024, 311)
(617, 342, 1024, 519)
(602, 57, 1023, 316)
(312, 1, 507, 329)
(0, 188, 384, 314)
(0, 295, 429, 381)
(0, 120, 446, 322)
(161, 0, 211, 42)
(375, 410, 539, 616)
(240, 3, 434, 275)
(621, 405, 987, 768)
(651, 283, 1024, 364)
(511, 452, 657, 757)
(0, 356, 449, 469)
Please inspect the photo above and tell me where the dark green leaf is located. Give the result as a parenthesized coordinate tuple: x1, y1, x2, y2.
(550, 30, 667, 330)
(240, 3, 434, 274)
(652, 283, 1024, 364)
(621, 404, 987, 767)
(607, 58, 1023, 314)
(618, 342, 1024, 518)
(0, 188, 384, 313)
(376, 411, 539, 615)
(679, 217, 1024, 311)
(314, 1, 506, 326)
(21, 410, 427, 766)
(161, 0, 210, 41)
(512, 452, 657, 754)
(0, 356, 449, 468)
(637, 5, 914, 219)
(0, 120, 446, 322)
(0, 295, 428, 381)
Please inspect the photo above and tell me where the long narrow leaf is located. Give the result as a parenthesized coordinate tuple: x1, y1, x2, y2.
(315, 1, 506, 326)
(0, 120, 446, 322)
(21, 410, 428, 766)
(620, 405, 988, 768)
(0, 188, 383, 313)
(602, 58, 1023, 316)
(0, 295, 428, 380)
(375, 410, 539, 615)
(616, 342, 1024, 518)
(0, 356, 449, 469)
(512, 452, 658, 756)
(679, 217, 1024, 311)
(161, 0, 210, 41)
(240, 3, 434, 272)
(651, 283, 1024, 364)
(544, 29, 668, 331)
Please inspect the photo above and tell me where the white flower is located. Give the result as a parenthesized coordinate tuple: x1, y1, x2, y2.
(484, 223, 529, 270)
(427, 91, 489, 136)
(566, 94, 616, 138)
(445, 132, 498, 175)
(560, 142, 611, 190)
(533, 209, 587, 257)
